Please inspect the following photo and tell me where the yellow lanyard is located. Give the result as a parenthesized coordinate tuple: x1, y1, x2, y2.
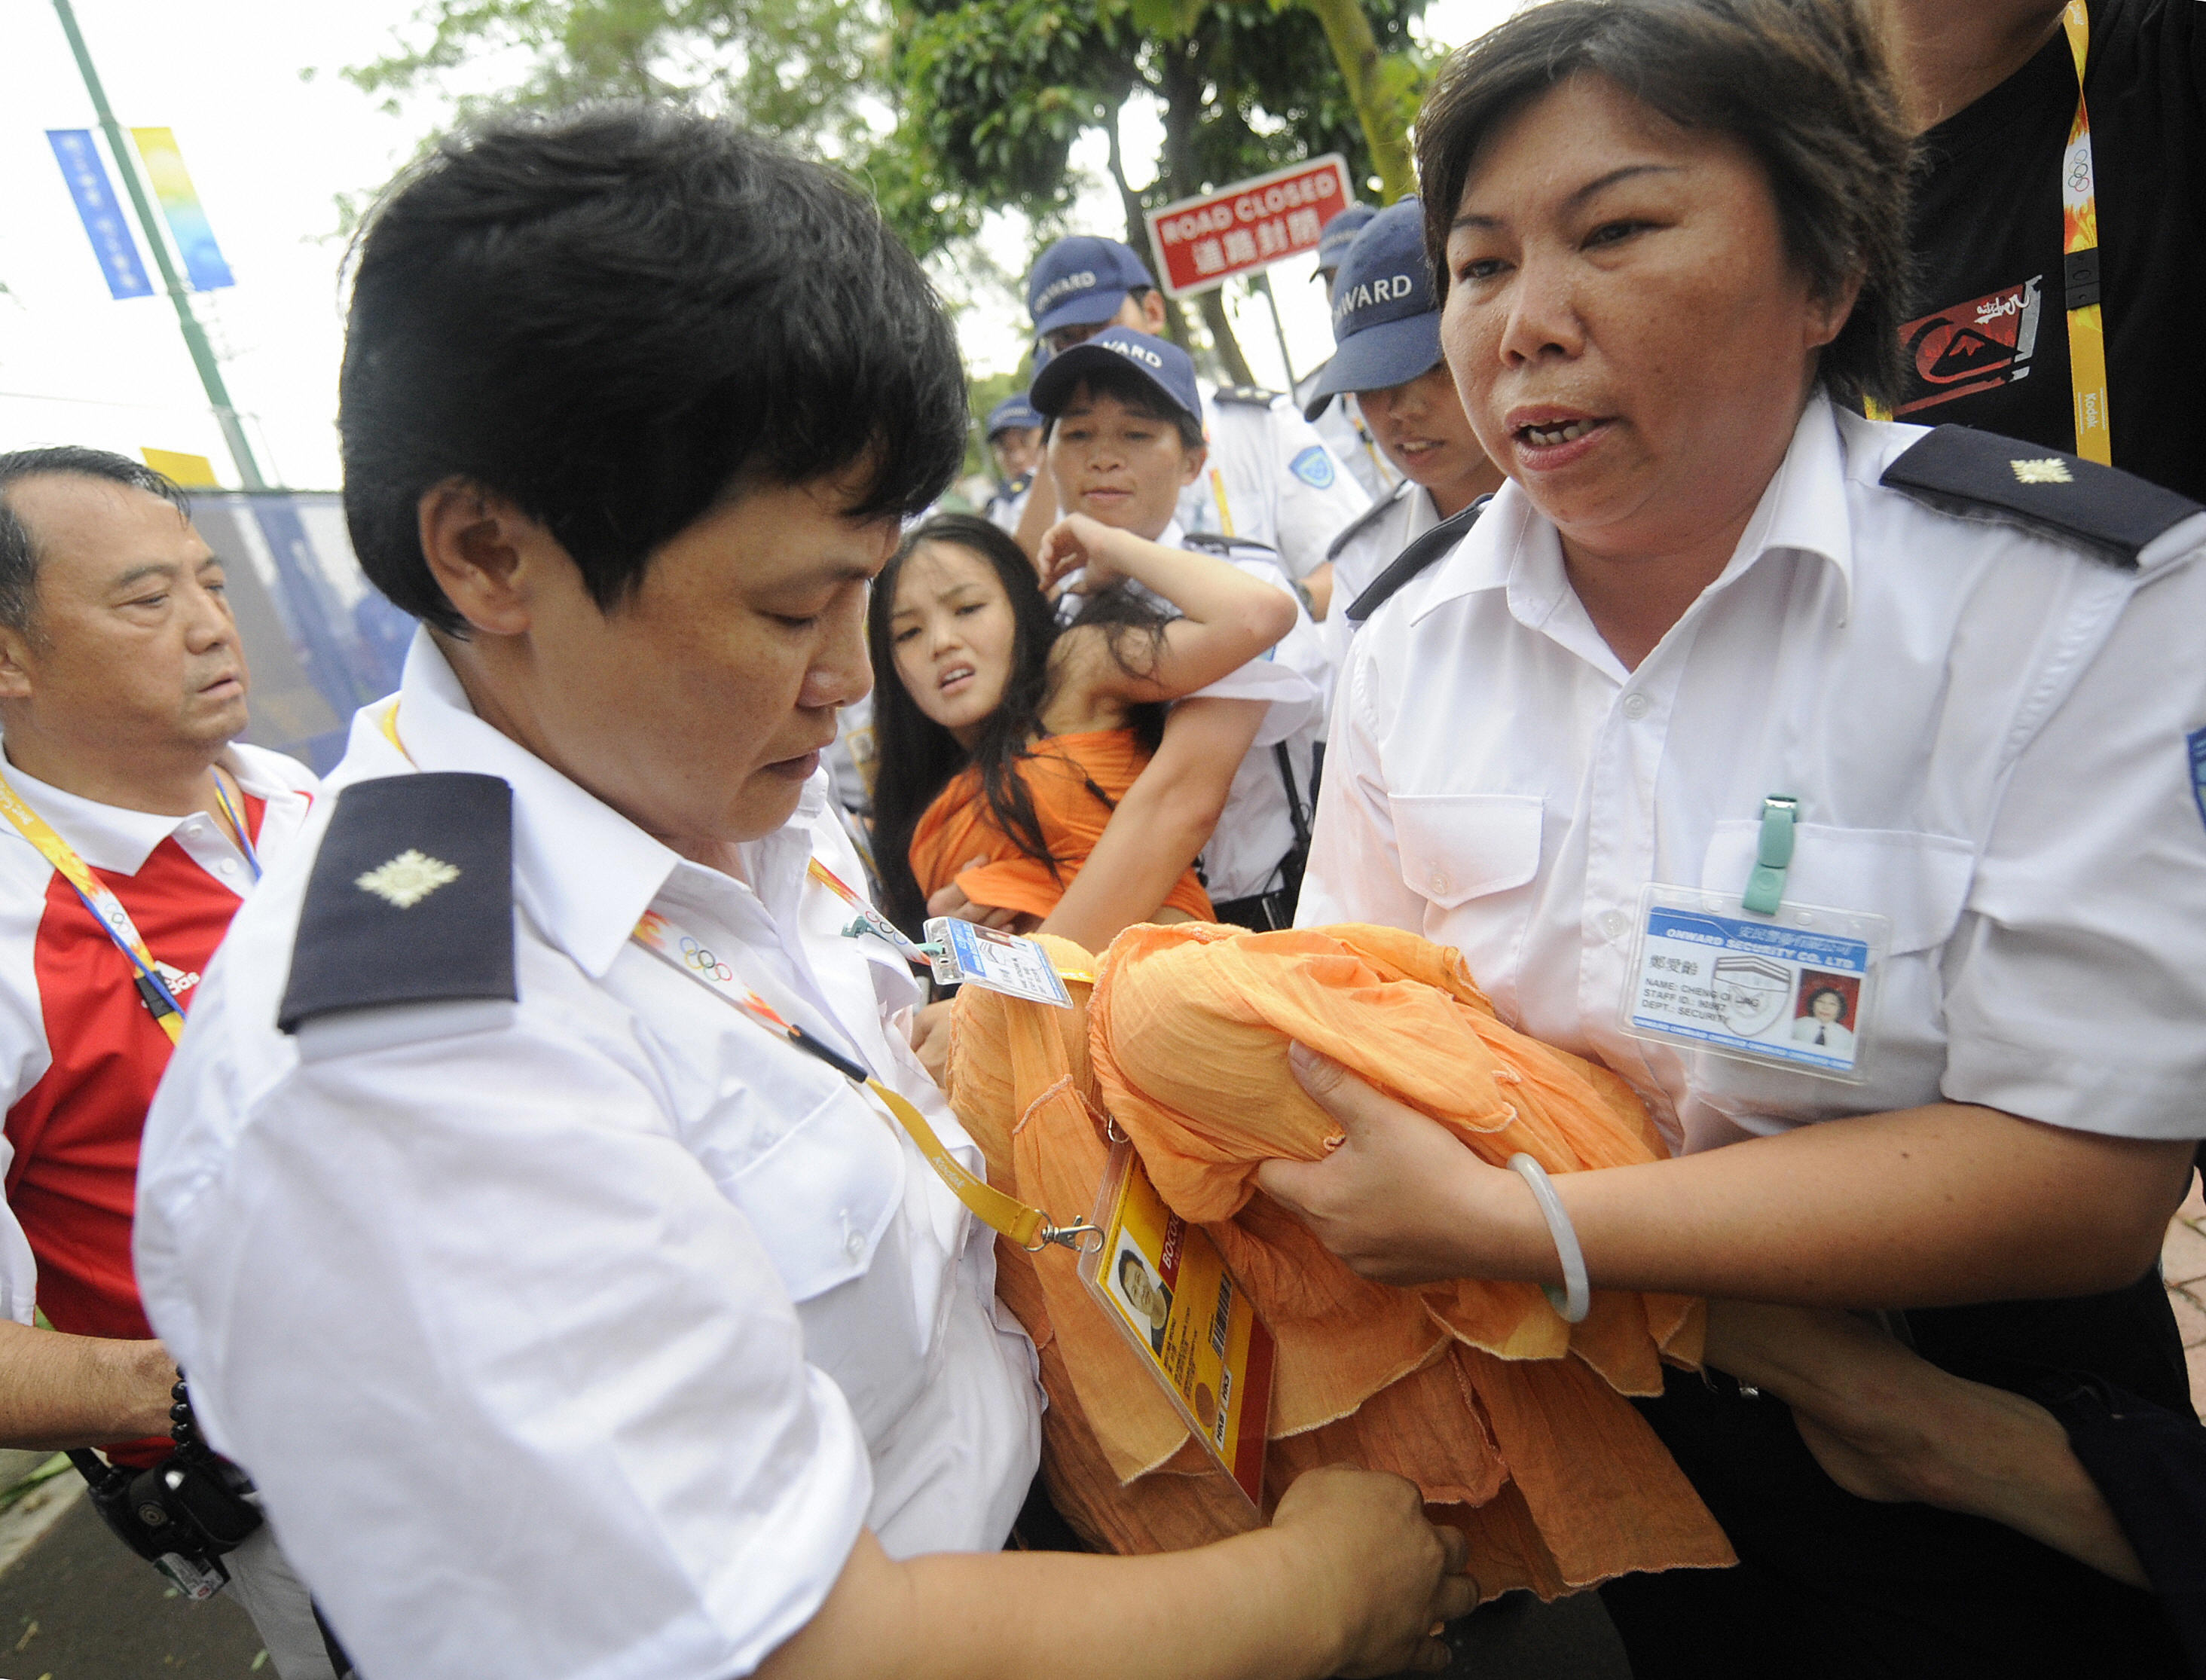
(2057, 1, 2111, 462)
(0, 770, 185, 1045)
(1208, 466, 1236, 538)
(634, 909, 1095, 1251)
(1869, 2, 2109, 461)
(375, 700, 1095, 1251)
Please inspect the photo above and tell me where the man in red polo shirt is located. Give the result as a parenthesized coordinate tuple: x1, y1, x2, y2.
(0, 447, 334, 1678)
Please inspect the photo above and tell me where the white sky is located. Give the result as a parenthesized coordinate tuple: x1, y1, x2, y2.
(0, 0, 1521, 490)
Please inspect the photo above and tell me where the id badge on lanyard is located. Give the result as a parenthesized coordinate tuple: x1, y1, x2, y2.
(1078, 1140, 1275, 1510)
(1618, 797, 1889, 1084)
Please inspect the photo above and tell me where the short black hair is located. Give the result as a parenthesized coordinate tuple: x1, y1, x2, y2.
(340, 104, 967, 635)
(1804, 985, 1850, 1020)
(0, 447, 188, 637)
(1415, 0, 1912, 411)
(1040, 366, 1207, 454)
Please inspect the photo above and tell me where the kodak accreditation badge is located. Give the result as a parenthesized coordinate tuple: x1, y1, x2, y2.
(1080, 1142, 1275, 1508)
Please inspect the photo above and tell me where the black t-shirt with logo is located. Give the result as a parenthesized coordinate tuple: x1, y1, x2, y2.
(1899, 0, 2204, 500)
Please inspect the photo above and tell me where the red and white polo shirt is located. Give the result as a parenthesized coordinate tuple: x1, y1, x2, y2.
(0, 741, 316, 1456)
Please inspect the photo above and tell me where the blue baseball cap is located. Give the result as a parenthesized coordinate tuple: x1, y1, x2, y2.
(1027, 237, 1156, 339)
(1312, 203, 1376, 277)
(985, 394, 1044, 438)
(1303, 199, 1442, 419)
(1028, 328, 1202, 427)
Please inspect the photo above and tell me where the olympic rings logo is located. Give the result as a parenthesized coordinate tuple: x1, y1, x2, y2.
(680, 936, 735, 984)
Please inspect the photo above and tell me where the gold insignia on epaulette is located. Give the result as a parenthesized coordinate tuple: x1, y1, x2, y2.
(2010, 458, 2073, 484)
(356, 849, 460, 909)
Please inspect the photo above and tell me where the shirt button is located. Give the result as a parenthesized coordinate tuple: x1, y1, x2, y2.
(218, 860, 240, 876)
(1621, 693, 1650, 720)
(843, 1226, 865, 1260)
(1600, 909, 1629, 939)
(1428, 869, 1449, 896)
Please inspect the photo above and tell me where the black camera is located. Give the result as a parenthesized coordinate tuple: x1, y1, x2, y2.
(71, 1376, 264, 1601)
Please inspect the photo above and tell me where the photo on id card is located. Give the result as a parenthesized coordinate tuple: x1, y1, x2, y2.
(1080, 1141, 1274, 1509)
(1619, 884, 1889, 1083)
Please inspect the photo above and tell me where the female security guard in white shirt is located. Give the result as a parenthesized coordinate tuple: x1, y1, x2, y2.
(1265, 5, 2206, 1675)
(131, 109, 1470, 1680)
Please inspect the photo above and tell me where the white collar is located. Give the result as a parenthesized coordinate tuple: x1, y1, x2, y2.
(1415, 393, 1856, 634)
(0, 739, 280, 876)
(368, 631, 681, 980)
(1158, 518, 1187, 548)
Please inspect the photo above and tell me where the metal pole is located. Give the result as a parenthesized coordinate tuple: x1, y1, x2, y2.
(1253, 271, 1298, 393)
(50, 0, 267, 490)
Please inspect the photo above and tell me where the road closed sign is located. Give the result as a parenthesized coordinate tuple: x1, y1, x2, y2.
(1144, 155, 1355, 298)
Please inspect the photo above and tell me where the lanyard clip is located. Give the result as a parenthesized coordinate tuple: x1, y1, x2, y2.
(1028, 1220, 1105, 1255)
(1741, 795, 1798, 916)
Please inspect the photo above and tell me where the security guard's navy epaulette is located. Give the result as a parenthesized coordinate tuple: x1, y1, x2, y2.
(1211, 385, 1281, 408)
(1879, 426, 2201, 568)
(1325, 480, 1413, 562)
(277, 773, 518, 1034)
(1180, 530, 1282, 561)
(1345, 496, 1490, 625)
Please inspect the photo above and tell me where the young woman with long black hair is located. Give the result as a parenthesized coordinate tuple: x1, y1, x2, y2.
(869, 510, 1292, 941)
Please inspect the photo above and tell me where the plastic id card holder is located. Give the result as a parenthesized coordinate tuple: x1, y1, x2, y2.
(1080, 1141, 1276, 1509)
(1619, 885, 1890, 1083)
(923, 918, 1074, 1010)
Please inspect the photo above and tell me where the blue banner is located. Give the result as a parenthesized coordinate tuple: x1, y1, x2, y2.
(46, 130, 152, 300)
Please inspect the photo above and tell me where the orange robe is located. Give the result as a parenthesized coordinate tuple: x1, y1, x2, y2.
(946, 924, 1734, 1601)
(907, 729, 1213, 924)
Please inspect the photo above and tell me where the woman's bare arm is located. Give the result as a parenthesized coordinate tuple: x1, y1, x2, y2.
(1040, 516, 1295, 706)
(1257, 1050, 2192, 1309)
(1040, 698, 1267, 953)
(1703, 1300, 2147, 1588)
(757, 1466, 1477, 1680)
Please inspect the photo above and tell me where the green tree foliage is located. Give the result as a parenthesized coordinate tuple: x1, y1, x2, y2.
(891, 0, 1431, 380)
(344, 0, 885, 160)
(341, 0, 1432, 381)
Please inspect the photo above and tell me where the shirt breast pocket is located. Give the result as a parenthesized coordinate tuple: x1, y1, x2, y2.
(1697, 821, 1976, 1114)
(720, 1086, 906, 1305)
(1389, 793, 1542, 1011)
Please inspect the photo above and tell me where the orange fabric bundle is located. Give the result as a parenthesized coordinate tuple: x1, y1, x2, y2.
(946, 923, 1734, 1600)
(908, 729, 1213, 925)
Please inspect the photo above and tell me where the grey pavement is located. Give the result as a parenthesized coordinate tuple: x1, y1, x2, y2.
(0, 1484, 265, 1678)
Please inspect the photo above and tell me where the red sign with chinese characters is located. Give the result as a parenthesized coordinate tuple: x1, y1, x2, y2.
(1144, 155, 1355, 298)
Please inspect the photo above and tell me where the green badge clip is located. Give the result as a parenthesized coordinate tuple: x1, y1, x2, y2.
(1741, 795, 1798, 916)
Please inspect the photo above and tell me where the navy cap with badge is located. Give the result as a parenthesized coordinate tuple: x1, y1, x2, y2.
(1303, 198, 1441, 420)
(1027, 237, 1158, 340)
(1028, 327, 1203, 427)
(985, 394, 1044, 439)
(1312, 203, 1376, 279)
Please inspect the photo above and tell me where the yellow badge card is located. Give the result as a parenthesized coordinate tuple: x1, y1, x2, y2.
(1080, 1141, 1274, 1507)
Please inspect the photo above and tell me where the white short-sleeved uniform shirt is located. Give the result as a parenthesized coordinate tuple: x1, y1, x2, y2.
(1151, 523, 1328, 906)
(134, 634, 1043, 1680)
(1300, 398, 2206, 1155)
(1178, 386, 1370, 582)
(1315, 480, 1444, 707)
(0, 741, 316, 1330)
